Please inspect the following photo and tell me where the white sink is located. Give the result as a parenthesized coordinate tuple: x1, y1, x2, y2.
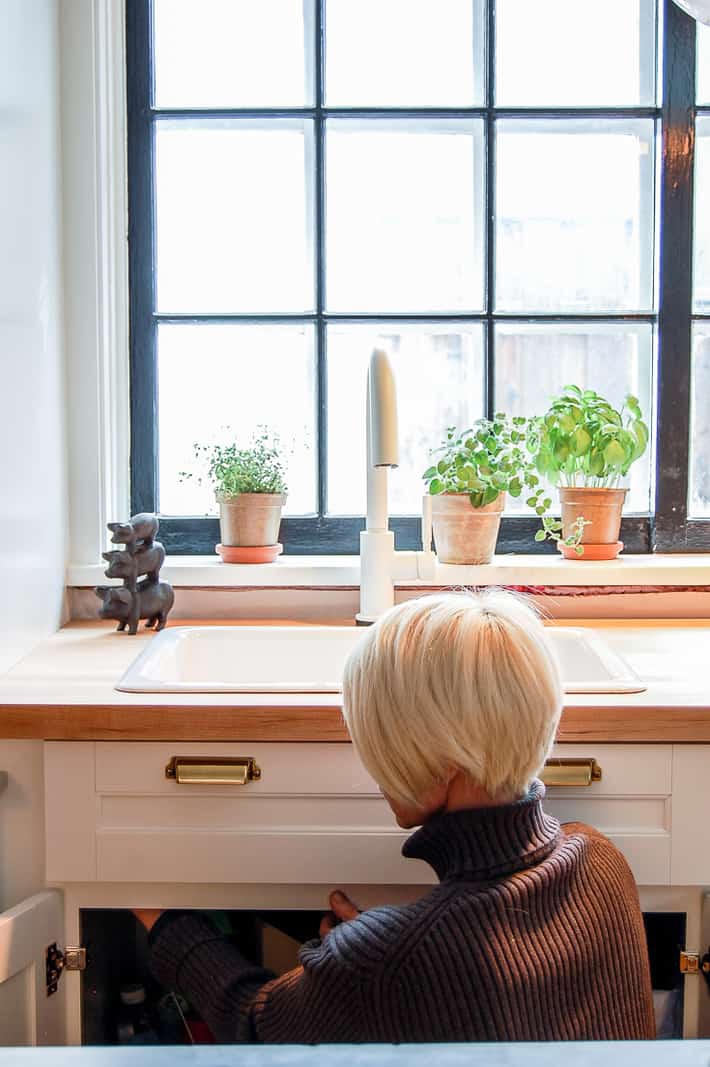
(116, 625, 645, 695)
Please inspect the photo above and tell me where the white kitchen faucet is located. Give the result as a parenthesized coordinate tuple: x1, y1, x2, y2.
(356, 349, 399, 624)
(356, 349, 436, 624)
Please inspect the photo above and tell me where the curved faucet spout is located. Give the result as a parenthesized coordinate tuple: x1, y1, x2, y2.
(358, 348, 399, 624)
(368, 348, 399, 469)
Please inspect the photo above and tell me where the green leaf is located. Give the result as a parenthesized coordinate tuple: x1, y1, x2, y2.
(526, 496, 538, 508)
(603, 439, 626, 467)
(437, 459, 448, 475)
(553, 441, 570, 464)
(570, 426, 592, 456)
(589, 451, 605, 476)
(423, 466, 437, 480)
(534, 529, 547, 542)
(429, 478, 444, 494)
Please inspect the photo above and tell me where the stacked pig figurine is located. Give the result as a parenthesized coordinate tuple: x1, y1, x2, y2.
(94, 513, 174, 634)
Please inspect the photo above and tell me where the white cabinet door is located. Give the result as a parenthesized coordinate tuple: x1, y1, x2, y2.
(0, 890, 65, 1045)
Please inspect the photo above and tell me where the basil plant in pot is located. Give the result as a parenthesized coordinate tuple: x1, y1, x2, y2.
(184, 430, 288, 564)
(423, 415, 547, 565)
(529, 386, 649, 561)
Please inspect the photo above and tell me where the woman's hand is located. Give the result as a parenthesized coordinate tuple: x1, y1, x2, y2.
(319, 890, 360, 938)
(133, 908, 164, 932)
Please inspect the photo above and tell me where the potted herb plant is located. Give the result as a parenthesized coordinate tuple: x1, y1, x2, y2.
(185, 429, 288, 563)
(530, 386, 649, 560)
(423, 415, 547, 564)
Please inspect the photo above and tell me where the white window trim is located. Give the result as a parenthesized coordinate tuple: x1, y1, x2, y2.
(62, 0, 130, 572)
(61, 2, 710, 591)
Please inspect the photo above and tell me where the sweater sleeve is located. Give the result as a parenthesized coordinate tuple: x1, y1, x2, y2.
(149, 905, 407, 1044)
(148, 912, 276, 1042)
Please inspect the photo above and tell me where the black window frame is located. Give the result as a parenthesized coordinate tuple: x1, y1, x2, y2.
(126, 0, 707, 555)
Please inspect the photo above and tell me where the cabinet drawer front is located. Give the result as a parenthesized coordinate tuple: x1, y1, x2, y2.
(545, 744, 672, 795)
(95, 742, 379, 796)
(96, 831, 431, 885)
(45, 741, 673, 886)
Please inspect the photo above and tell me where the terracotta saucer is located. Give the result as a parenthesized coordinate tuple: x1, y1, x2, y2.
(558, 540, 624, 561)
(216, 543, 283, 564)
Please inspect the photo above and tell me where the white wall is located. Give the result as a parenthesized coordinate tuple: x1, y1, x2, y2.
(0, 0, 67, 908)
(0, 0, 67, 672)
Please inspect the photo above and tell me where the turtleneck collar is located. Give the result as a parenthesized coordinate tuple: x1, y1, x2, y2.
(402, 779, 561, 883)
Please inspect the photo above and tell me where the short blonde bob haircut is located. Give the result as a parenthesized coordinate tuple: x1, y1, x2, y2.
(342, 591, 562, 806)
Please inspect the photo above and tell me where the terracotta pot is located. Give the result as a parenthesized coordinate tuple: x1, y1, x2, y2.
(559, 540, 624, 561)
(559, 487, 627, 555)
(216, 543, 283, 564)
(216, 492, 286, 548)
(431, 492, 505, 565)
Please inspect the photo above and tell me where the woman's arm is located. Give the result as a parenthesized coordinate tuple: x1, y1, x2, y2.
(141, 892, 364, 1043)
(148, 912, 276, 1042)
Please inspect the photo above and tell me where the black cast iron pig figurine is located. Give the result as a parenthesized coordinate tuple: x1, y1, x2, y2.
(94, 580, 175, 634)
(102, 542, 166, 587)
(108, 513, 159, 550)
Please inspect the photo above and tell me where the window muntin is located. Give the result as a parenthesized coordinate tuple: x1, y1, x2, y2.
(691, 41, 710, 518)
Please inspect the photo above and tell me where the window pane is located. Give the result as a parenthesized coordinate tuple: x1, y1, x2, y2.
(325, 0, 484, 106)
(697, 21, 710, 104)
(155, 120, 313, 313)
(496, 0, 655, 106)
(157, 324, 316, 516)
(153, 0, 311, 107)
(326, 120, 484, 313)
(495, 119, 655, 313)
(327, 324, 484, 515)
(690, 325, 710, 517)
(694, 117, 710, 312)
(494, 323, 653, 514)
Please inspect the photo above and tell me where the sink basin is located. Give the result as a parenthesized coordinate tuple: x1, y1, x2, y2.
(116, 625, 645, 695)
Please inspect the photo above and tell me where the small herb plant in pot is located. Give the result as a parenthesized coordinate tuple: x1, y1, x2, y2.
(423, 415, 547, 564)
(529, 386, 649, 560)
(185, 430, 288, 564)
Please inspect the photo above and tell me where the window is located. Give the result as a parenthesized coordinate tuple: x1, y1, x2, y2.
(127, 0, 706, 554)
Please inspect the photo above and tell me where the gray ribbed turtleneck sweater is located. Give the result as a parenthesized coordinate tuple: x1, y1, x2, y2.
(148, 781, 655, 1043)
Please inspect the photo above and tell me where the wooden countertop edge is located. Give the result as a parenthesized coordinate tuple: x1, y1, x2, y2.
(3, 702, 710, 742)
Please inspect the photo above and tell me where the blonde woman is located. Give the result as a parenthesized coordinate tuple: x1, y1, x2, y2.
(137, 592, 655, 1042)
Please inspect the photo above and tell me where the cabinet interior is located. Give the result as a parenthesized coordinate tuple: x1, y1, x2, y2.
(79, 909, 687, 1045)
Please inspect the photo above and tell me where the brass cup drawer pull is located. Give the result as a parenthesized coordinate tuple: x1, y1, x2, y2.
(541, 758, 602, 788)
(165, 757, 262, 786)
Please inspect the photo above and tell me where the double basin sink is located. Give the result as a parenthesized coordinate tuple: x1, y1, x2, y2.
(117, 625, 645, 695)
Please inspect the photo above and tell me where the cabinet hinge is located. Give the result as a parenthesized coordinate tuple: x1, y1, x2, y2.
(46, 943, 87, 996)
(680, 951, 699, 975)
